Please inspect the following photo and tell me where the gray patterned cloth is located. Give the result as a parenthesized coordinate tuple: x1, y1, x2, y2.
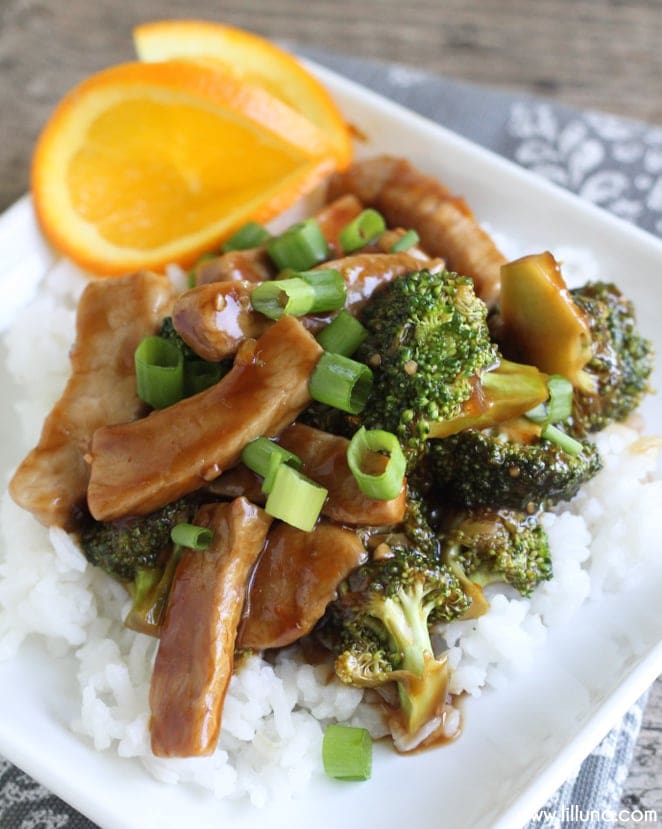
(1, 49, 659, 829)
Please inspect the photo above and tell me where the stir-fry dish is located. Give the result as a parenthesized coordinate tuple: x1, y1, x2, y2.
(8, 154, 655, 767)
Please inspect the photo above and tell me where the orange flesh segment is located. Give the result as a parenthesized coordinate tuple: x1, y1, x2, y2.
(31, 59, 336, 275)
(69, 98, 306, 250)
(133, 19, 352, 168)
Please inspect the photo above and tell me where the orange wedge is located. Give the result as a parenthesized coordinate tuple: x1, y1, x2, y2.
(133, 19, 352, 170)
(31, 59, 336, 276)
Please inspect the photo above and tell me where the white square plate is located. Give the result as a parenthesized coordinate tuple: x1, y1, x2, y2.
(0, 61, 660, 829)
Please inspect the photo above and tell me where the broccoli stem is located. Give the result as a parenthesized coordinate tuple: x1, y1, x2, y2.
(374, 584, 449, 738)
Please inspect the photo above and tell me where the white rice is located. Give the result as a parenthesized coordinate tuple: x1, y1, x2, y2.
(1, 258, 661, 805)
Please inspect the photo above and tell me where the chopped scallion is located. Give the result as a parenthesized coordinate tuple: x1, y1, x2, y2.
(250, 278, 315, 319)
(170, 522, 213, 550)
(526, 374, 574, 425)
(134, 336, 184, 410)
(322, 724, 372, 781)
(282, 268, 346, 313)
(222, 221, 271, 252)
(541, 423, 583, 455)
(389, 229, 420, 253)
(546, 375, 574, 422)
(264, 463, 327, 532)
(241, 436, 302, 493)
(309, 352, 373, 414)
(316, 310, 368, 356)
(267, 218, 329, 271)
(339, 209, 386, 253)
(347, 426, 406, 500)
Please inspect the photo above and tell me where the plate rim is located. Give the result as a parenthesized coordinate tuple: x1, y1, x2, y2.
(1, 56, 661, 829)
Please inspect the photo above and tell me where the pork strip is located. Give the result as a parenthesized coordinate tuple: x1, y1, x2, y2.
(172, 281, 270, 362)
(238, 520, 366, 651)
(193, 195, 363, 287)
(278, 423, 407, 526)
(317, 251, 445, 316)
(314, 193, 364, 255)
(209, 422, 406, 526)
(150, 498, 272, 757)
(9, 271, 173, 529)
(194, 247, 275, 286)
(328, 155, 506, 308)
(87, 315, 323, 521)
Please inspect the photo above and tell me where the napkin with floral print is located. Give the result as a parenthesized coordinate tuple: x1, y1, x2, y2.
(1, 48, 659, 829)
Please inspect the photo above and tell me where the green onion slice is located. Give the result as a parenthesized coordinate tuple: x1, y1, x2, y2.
(282, 268, 346, 314)
(170, 522, 213, 550)
(250, 277, 315, 319)
(526, 374, 574, 424)
(241, 436, 302, 493)
(390, 229, 420, 253)
(309, 352, 373, 414)
(339, 209, 386, 253)
(267, 218, 329, 271)
(222, 221, 271, 252)
(316, 310, 368, 356)
(347, 426, 406, 500)
(322, 724, 372, 781)
(134, 336, 184, 410)
(264, 463, 327, 532)
(541, 423, 583, 456)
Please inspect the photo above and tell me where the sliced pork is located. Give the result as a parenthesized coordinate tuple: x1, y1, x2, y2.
(87, 315, 323, 521)
(9, 271, 172, 529)
(150, 498, 272, 757)
(328, 155, 506, 307)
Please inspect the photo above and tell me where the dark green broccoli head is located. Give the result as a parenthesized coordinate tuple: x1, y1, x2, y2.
(159, 316, 199, 361)
(428, 427, 602, 511)
(569, 282, 654, 435)
(441, 507, 552, 597)
(400, 487, 441, 559)
(80, 498, 195, 581)
(357, 269, 498, 466)
(320, 547, 469, 675)
(319, 545, 469, 744)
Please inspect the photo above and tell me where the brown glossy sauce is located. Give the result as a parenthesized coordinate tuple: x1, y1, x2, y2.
(238, 521, 366, 651)
(87, 315, 323, 521)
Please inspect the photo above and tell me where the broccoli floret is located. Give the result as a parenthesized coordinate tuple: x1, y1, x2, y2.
(569, 282, 654, 435)
(356, 269, 498, 466)
(441, 507, 552, 597)
(123, 548, 184, 637)
(159, 316, 199, 361)
(428, 426, 602, 511)
(319, 546, 470, 749)
(401, 486, 441, 558)
(80, 498, 195, 581)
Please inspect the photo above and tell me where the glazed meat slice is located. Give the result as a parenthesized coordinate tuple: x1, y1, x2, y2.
(87, 315, 323, 521)
(176, 250, 436, 361)
(238, 520, 366, 651)
(318, 251, 444, 316)
(150, 498, 272, 757)
(328, 155, 506, 308)
(172, 281, 271, 361)
(193, 195, 363, 286)
(194, 247, 275, 286)
(9, 271, 172, 529)
(370, 228, 435, 261)
(209, 423, 407, 526)
(314, 193, 364, 255)
(278, 423, 407, 525)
